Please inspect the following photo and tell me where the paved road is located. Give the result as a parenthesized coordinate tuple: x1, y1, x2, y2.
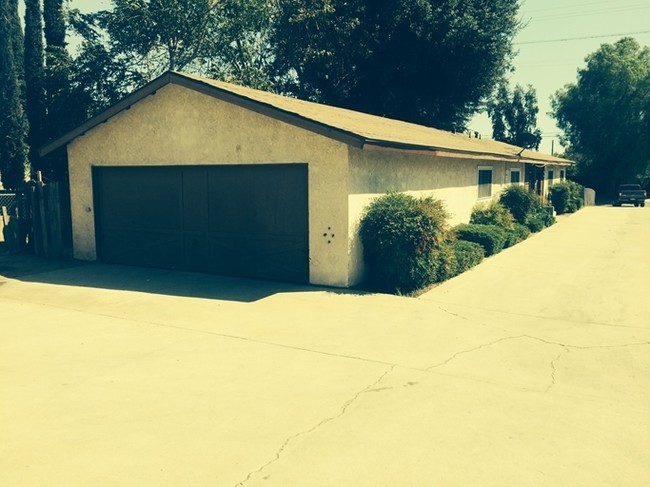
(1, 206, 649, 486)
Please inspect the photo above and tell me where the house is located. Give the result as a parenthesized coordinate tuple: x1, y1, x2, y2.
(42, 71, 570, 288)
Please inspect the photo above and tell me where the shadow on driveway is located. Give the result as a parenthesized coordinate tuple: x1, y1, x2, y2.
(0, 244, 356, 303)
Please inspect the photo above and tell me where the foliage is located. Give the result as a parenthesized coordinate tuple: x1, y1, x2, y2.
(359, 192, 450, 293)
(69, 0, 276, 115)
(24, 0, 47, 164)
(430, 242, 458, 283)
(488, 80, 542, 149)
(551, 38, 650, 196)
(0, 0, 30, 189)
(470, 201, 515, 230)
(524, 206, 555, 233)
(272, 0, 522, 131)
(549, 180, 584, 214)
(450, 240, 485, 275)
(498, 185, 538, 224)
(454, 224, 508, 257)
(508, 223, 531, 246)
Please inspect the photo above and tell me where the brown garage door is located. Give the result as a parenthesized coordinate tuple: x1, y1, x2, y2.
(93, 164, 309, 283)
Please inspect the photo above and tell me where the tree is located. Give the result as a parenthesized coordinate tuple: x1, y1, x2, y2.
(551, 38, 650, 195)
(0, 0, 30, 189)
(24, 0, 47, 164)
(272, 0, 522, 131)
(69, 0, 275, 114)
(488, 81, 542, 150)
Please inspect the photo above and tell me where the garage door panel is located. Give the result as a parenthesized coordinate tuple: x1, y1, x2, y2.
(95, 164, 308, 283)
(208, 234, 308, 282)
(207, 165, 308, 236)
(98, 167, 182, 232)
(100, 230, 184, 269)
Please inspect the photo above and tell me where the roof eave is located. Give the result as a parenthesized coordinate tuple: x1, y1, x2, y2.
(362, 141, 572, 166)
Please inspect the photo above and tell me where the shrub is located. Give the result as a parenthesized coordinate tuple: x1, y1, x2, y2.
(525, 206, 555, 232)
(499, 185, 537, 224)
(454, 223, 508, 256)
(549, 180, 584, 214)
(430, 242, 458, 282)
(470, 201, 515, 230)
(511, 223, 531, 243)
(359, 192, 450, 293)
(451, 240, 485, 275)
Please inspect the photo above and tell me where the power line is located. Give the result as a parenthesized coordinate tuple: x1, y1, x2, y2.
(532, 4, 650, 22)
(516, 30, 650, 45)
(521, 0, 632, 14)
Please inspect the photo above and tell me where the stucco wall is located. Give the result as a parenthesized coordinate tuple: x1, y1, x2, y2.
(346, 147, 521, 285)
(67, 84, 351, 287)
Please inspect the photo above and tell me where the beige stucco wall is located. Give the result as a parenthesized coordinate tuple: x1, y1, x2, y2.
(67, 84, 351, 287)
(346, 148, 522, 285)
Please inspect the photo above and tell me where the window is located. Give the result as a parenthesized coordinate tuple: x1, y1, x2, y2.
(560, 169, 566, 181)
(478, 167, 492, 199)
(510, 169, 521, 184)
(548, 169, 554, 181)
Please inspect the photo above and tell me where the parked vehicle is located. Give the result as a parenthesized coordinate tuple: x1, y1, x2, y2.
(613, 184, 646, 207)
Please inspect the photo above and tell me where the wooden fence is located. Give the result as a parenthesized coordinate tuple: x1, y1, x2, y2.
(1, 174, 68, 258)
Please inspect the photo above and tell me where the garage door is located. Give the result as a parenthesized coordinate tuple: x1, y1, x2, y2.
(93, 164, 309, 283)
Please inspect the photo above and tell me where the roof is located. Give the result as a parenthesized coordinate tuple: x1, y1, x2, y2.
(41, 71, 570, 166)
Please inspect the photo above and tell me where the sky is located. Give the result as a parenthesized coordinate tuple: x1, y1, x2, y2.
(65, 0, 650, 155)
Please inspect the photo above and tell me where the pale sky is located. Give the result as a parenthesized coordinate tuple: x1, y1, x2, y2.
(66, 0, 650, 155)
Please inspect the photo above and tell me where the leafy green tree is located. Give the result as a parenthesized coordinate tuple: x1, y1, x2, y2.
(24, 0, 47, 164)
(0, 0, 29, 188)
(69, 0, 275, 114)
(551, 38, 650, 195)
(488, 81, 542, 150)
(272, 0, 522, 130)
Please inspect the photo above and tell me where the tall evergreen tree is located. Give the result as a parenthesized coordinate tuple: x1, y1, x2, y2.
(24, 0, 47, 165)
(0, 0, 30, 189)
(488, 81, 542, 150)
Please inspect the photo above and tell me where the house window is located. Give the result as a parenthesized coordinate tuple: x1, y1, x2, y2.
(478, 167, 493, 199)
(510, 169, 521, 184)
(548, 169, 554, 181)
(560, 169, 566, 181)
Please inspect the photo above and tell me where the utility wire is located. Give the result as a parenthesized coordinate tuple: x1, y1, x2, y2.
(516, 30, 650, 45)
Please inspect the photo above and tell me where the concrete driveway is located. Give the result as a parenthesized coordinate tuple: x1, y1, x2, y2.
(1, 206, 649, 486)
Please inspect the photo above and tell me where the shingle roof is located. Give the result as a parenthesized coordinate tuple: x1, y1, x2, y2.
(41, 71, 570, 166)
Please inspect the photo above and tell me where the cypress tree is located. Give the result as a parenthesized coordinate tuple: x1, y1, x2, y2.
(43, 0, 72, 142)
(0, 0, 30, 189)
(24, 0, 47, 166)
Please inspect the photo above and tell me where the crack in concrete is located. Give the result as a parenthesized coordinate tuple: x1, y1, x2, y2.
(426, 300, 649, 330)
(437, 305, 512, 333)
(425, 334, 650, 374)
(522, 335, 650, 351)
(234, 365, 396, 486)
(426, 335, 526, 371)
(545, 348, 569, 393)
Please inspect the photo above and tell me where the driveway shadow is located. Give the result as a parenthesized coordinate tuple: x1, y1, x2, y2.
(0, 245, 357, 303)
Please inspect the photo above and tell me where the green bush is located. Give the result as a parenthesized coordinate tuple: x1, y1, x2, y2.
(549, 180, 584, 214)
(499, 185, 537, 224)
(455, 223, 508, 256)
(430, 242, 458, 282)
(470, 201, 515, 230)
(359, 192, 450, 293)
(525, 206, 555, 232)
(510, 223, 531, 244)
(451, 240, 485, 275)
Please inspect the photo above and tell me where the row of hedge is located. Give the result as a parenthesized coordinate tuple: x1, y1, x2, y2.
(359, 186, 557, 294)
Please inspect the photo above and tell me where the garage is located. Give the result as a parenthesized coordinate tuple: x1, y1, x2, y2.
(93, 164, 309, 283)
